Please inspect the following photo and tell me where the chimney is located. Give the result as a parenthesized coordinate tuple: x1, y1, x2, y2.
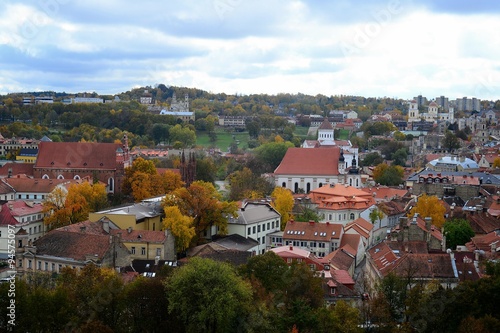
(289, 246, 293, 251)
(127, 227, 132, 234)
(80, 225, 86, 232)
(412, 213, 418, 224)
(8, 168, 12, 178)
(424, 217, 432, 231)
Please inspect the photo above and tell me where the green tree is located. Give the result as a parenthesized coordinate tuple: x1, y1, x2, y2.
(169, 124, 196, 147)
(254, 141, 294, 171)
(392, 148, 408, 166)
(443, 130, 461, 152)
(443, 218, 475, 250)
(166, 257, 252, 333)
(373, 164, 404, 186)
(361, 152, 384, 167)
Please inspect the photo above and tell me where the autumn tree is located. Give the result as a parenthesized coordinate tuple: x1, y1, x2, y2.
(43, 182, 108, 231)
(493, 157, 500, 169)
(271, 187, 294, 230)
(162, 181, 238, 239)
(123, 157, 184, 201)
(373, 163, 404, 186)
(227, 167, 274, 201)
(442, 130, 461, 152)
(408, 194, 446, 228)
(162, 206, 195, 252)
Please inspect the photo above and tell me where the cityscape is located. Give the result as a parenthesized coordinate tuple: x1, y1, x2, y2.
(1, 1, 500, 332)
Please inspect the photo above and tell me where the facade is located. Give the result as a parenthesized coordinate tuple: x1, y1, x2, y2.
(218, 115, 248, 127)
(72, 97, 104, 103)
(281, 220, 343, 258)
(0, 201, 46, 258)
(33, 136, 131, 194)
(407, 100, 454, 124)
(426, 156, 479, 172)
(1, 178, 78, 203)
(226, 201, 281, 255)
(0, 135, 39, 158)
(15, 148, 38, 163)
(274, 147, 361, 194)
(455, 97, 481, 112)
(309, 184, 376, 224)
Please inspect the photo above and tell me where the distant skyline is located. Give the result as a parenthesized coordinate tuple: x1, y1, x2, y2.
(1, 0, 499, 100)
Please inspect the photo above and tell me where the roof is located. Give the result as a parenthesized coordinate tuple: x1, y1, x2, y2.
(185, 242, 253, 266)
(213, 234, 259, 251)
(318, 119, 334, 130)
(0, 163, 34, 177)
(35, 141, 122, 170)
(367, 242, 400, 276)
(3, 178, 78, 193)
(283, 220, 343, 241)
(310, 184, 375, 210)
(33, 230, 113, 262)
(428, 156, 479, 169)
(466, 231, 500, 252)
(0, 201, 43, 223)
(391, 253, 455, 279)
(233, 202, 281, 225)
(111, 229, 166, 243)
(271, 245, 312, 258)
(274, 147, 340, 176)
(18, 148, 38, 156)
(361, 186, 408, 202)
(95, 201, 163, 220)
(325, 247, 355, 271)
(339, 233, 361, 253)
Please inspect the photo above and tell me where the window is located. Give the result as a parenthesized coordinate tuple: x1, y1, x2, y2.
(45, 262, 48, 271)
(18, 240, 22, 248)
(141, 247, 146, 255)
(131, 247, 136, 254)
(58, 264, 62, 272)
(253, 226, 256, 234)
(18, 260, 22, 268)
(38, 261, 41, 270)
(287, 258, 292, 263)
(350, 213, 355, 220)
(52, 263, 55, 271)
(28, 260, 32, 269)
(258, 225, 261, 232)
(248, 227, 251, 235)
(330, 287, 336, 295)
(309, 264, 316, 271)
(156, 248, 161, 256)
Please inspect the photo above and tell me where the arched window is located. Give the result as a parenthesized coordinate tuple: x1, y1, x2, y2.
(108, 178, 114, 192)
(57, 175, 64, 180)
(42, 174, 49, 179)
(349, 178, 352, 186)
(319, 182, 323, 187)
(73, 175, 81, 180)
(294, 182, 299, 193)
(306, 182, 311, 193)
(356, 179, 359, 187)
(350, 213, 355, 220)
(282, 182, 286, 187)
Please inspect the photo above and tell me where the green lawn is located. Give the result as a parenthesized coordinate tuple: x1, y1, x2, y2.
(337, 129, 351, 140)
(196, 128, 250, 152)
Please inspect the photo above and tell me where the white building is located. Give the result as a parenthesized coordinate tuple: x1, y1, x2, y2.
(226, 201, 281, 255)
(408, 100, 454, 124)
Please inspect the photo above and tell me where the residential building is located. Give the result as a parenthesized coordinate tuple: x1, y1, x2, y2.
(1, 177, 79, 203)
(15, 148, 38, 163)
(0, 200, 46, 258)
(72, 97, 104, 103)
(218, 115, 248, 127)
(227, 201, 281, 255)
(18, 229, 130, 275)
(0, 135, 39, 158)
(455, 97, 481, 112)
(282, 220, 344, 257)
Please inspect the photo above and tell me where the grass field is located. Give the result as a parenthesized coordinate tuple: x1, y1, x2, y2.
(196, 128, 250, 152)
(337, 129, 351, 140)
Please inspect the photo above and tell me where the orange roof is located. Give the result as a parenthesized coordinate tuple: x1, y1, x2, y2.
(346, 217, 374, 233)
(339, 234, 360, 254)
(361, 186, 408, 201)
(310, 184, 375, 210)
(368, 242, 400, 276)
(274, 147, 340, 176)
(3, 178, 80, 193)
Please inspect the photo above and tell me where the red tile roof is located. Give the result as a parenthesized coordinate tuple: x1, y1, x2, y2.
(368, 242, 400, 276)
(361, 186, 409, 202)
(3, 178, 78, 193)
(111, 229, 166, 243)
(340, 234, 360, 255)
(274, 147, 340, 176)
(35, 141, 121, 170)
(0, 163, 34, 177)
(0, 201, 43, 225)
(283, 220, 343, 241)
(466, 231, 500, 252)
(310, 184, 375, 210)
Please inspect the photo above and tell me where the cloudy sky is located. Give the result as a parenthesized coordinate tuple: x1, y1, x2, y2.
(1, 0, 499, 100)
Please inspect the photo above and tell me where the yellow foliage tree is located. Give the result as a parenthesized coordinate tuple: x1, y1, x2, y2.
(162, 206, 195, 252)
(493, 157, 500, 169)
(271, 187, 295, 230)
(372, 163, 389, 181)
(408, 194, 446, 228)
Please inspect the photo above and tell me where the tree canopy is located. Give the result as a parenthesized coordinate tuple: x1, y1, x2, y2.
(408, 194, 446, 228)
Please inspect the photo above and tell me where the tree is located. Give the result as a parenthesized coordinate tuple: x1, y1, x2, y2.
(271, 187, 294, 230)
(392, 148, 408, 167)
(254, 141, 295, 171)
(169, 124, 196, 148)
(373, 164, 404, 186)
(369, 207, 384, 226)
(239, 251, 288, 294)
(361, 152, 384, 167)
(442, 130, 461, 152)
(162, 206, 195, 252)
(408, 194, 446, 228)
(443, 218, 475, 250)
(493, 157, 500, 169)
(227, 167, 274, 201)
(166, 257, 252, 333)
(162, 181, 238, 238)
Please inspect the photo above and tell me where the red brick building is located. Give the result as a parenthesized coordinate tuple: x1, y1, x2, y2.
(33, 136, 131, 194)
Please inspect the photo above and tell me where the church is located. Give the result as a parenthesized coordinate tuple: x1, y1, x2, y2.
(273, 146, 361, 193)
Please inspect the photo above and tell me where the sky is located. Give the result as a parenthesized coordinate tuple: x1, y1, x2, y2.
(1, 0, 499, 100)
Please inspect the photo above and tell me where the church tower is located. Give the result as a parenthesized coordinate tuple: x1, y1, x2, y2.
(338, 149, 346, 174)
(408, 100, 419, 122)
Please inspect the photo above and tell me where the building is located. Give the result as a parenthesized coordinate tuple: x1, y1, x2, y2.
(0, 201, 46, 258)
(0, 135, 39, 158)
(455, 97, 481, 112)
(274, 147, 361, 194)
(33, 136, 131, 194)
(426, 156, 479, 172)
(280, 220, 344, 257)
(407, 100, 454, 124)
(218, 115, 248, 127)
(227, 201, 281, 255)
(18, 228, 130, 275)
(89, 200, 163, 232)
(1, 177, 80, 203)
(72, 97, 104, 104)
(158, 93, 194, 122)
(309, 184, 375, 224)
(15, 148, 38, 163)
